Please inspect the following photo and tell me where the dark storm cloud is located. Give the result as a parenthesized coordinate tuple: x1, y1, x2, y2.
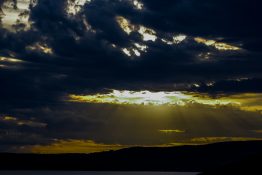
(0, 0, 261, 97)
(0, 0, 262, 151)
(141, 0, 262, 37)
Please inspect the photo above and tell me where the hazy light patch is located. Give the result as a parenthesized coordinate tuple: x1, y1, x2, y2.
(0, 56, 25, 69)
(82, 17, 96, 33)
(195, 37, 241, 51)
(220, 93, 262, 112)
(198, 52, 212, 60)
(228, 77, 250, 82)
(0, 56, 24, 63)
(0, 115, 47, 128)
(192, 84, 200, 88)
(26, 42, 53, 55)
(206, 81, 215, 87)
(20, 139, 127, 154)
(1, 0, 32, 31)
(1, 115, 17, 121)
(132, 0, 144, 10)
(159, 129, 185, 134)
(66, 0, 91, 16)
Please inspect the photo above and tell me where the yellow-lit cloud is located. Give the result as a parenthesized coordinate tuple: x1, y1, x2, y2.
(116, 16, 157, 42)
(68, 90, 262, 112)
(159, 129, 185, 134)
(0, 56, 24, 63)
(69, 90, 191, 105)
(194, 37, 241, 51)
(0, 56, 25, 69)
(66, 0, 91, 16)
(162, 34, 187, 45)
(116, 16, 135, 35)
(1, 0, 33, 31)
(26, 42, 53, 55)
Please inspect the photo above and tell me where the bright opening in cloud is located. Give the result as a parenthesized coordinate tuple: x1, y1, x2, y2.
(161, 34, 187, 45)
(66, 0, 91, 16)
(68, 90, 262, 113)
(116, 16, 157, 42)
(0, 0, 32, 31)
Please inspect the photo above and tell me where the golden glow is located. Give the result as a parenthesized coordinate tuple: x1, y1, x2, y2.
(19, 137, 262, 154)
(69, 90, 191, 105)
(68, 90, 262, 112)
(159, 129, 185, 133)
(2, 115, 17, 121)
(0, 56, 23, 63)
(26, 42, 53, 55)
(21, 139, 127, 154)
(194, 37, 241, 51)
(116, 16, 135, 35)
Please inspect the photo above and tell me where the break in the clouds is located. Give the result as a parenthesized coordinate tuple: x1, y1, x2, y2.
(0, 0, 262, 153)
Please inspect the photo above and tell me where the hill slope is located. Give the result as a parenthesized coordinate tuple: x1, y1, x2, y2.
(0, 141, 262, 172)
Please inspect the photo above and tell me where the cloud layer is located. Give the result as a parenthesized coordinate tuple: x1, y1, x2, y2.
(0, 0, 262, 152)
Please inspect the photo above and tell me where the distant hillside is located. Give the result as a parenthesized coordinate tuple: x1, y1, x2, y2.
(0, 141, 262, 173)
(199, 153, 262, 175)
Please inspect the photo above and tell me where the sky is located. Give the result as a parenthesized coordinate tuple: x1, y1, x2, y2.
(0, 0, 262, 153)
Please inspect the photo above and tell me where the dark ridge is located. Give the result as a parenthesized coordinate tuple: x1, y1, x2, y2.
(0, 141, 262, 173)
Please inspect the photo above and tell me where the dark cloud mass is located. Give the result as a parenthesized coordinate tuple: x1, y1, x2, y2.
(0, 0, 262, 152)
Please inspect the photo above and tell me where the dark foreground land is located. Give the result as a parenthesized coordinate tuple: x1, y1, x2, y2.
(0, 141, 262, 174)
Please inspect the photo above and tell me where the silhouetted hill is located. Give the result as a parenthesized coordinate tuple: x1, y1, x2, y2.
(199, 153, 262, 175)
(0, 141, 262, 172)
